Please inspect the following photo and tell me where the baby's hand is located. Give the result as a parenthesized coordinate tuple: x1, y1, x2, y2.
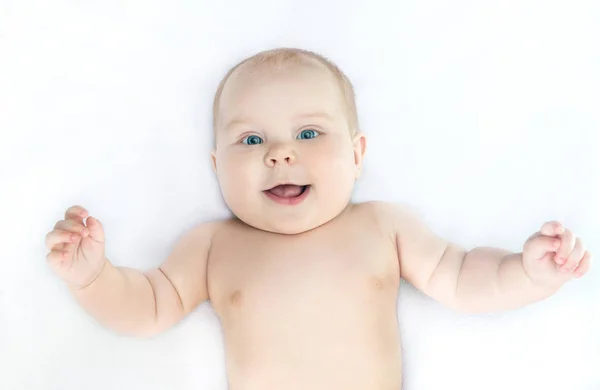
(45, 205, 107, 289)
(522, 221, 592, 289)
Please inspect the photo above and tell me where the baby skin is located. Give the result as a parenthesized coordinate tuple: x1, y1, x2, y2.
(45, 49, 592, 390)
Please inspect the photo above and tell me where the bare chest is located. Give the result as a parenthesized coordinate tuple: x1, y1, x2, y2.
(204, 215, 404, 390)
(206, 218, 399, 319)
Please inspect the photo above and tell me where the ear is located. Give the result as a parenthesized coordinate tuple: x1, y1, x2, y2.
(352, 132, 367, 179)
(210, 150, 217, 173)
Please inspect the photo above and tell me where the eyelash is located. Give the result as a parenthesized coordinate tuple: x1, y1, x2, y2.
(241, 134, 263, 145)
(296, 128, 320, 140)
(238, 127, 323, 145)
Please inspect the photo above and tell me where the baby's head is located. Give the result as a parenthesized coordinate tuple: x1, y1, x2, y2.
(211, 48, 366, 234)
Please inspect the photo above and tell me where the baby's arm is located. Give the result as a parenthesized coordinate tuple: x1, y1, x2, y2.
(379, 203, 589, 313)
(70, 221, 220, 337)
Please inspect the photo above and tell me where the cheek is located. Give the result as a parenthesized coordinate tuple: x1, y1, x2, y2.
(217, 151, 260, 190)
(310, 137, 356, 173)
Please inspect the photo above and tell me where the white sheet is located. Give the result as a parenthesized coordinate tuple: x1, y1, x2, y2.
(1, 1, 599, 389)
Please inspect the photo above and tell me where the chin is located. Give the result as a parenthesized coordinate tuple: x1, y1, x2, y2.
(272, 221, 318, 235)
(256, 217, 318, 235)
(243, 207, 346, 235)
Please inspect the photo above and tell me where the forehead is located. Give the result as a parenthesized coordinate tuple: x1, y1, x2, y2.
(216, 62, 346, 131)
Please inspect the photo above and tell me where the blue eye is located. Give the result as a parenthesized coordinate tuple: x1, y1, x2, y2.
(242, 135, 263, 145)
(297, 129, 319, 140)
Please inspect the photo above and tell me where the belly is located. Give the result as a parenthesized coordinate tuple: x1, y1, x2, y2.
(218, 279, 402, 390)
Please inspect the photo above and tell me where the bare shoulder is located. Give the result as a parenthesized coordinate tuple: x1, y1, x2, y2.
(359, 202, 459, 295)
(180, 218, 230, 243)
(163, 219, 228, 260)
(158, 218, 231, 311)
(351, 201, 421, 233)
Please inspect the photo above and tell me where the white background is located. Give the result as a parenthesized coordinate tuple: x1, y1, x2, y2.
(1, 1, 599, 389)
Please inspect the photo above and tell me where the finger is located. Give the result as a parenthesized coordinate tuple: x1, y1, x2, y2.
(555, 229, 576, 265)
(54, 220, 89, 236)
(46, 249, 71, 270)
(524, 235, 561, 260)
(525, 231, 542, 242)
(85, 216, 105, 242)
(45, 229, 79, 250)
(65, 205, 88, 221)
(540, 221, 564, 236)
(559, 237, 585, 273)
(573, 251, 592, 278)
(53, 242, 66, 251)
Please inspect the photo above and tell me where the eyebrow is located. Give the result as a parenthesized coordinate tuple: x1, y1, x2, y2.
(222, 111, 335, 132)
(294, 111, 336, 122)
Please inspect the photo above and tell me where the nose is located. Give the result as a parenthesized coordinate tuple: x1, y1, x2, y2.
(264, 143, 297, 167)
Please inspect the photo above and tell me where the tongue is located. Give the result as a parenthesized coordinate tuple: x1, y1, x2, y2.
(268, 185, 304, 198)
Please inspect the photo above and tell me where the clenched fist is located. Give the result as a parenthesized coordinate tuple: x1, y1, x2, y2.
(522, 221, 592, 289)
(45, 205, 107, 289)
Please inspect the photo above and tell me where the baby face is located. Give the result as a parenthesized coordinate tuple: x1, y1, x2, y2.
(212, 63, 365, 234)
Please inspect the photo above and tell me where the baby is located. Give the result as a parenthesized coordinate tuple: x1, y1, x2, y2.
(45, 48, 593, 390)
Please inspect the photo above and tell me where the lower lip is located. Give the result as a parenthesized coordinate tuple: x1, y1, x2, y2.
(263, 186, 311, 205)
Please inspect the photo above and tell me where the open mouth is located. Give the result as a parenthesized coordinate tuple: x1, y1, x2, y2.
(263, 184, 311, 205)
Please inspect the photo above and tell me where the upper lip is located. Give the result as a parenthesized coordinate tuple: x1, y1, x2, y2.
(263, 182, 309, 191)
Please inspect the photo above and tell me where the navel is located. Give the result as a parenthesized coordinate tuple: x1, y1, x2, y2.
(229, 290, 243, 306)
(370, 276, 385, 290)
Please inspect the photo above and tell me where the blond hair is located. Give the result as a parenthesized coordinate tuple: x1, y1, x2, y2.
(212, 48, 359, 134)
